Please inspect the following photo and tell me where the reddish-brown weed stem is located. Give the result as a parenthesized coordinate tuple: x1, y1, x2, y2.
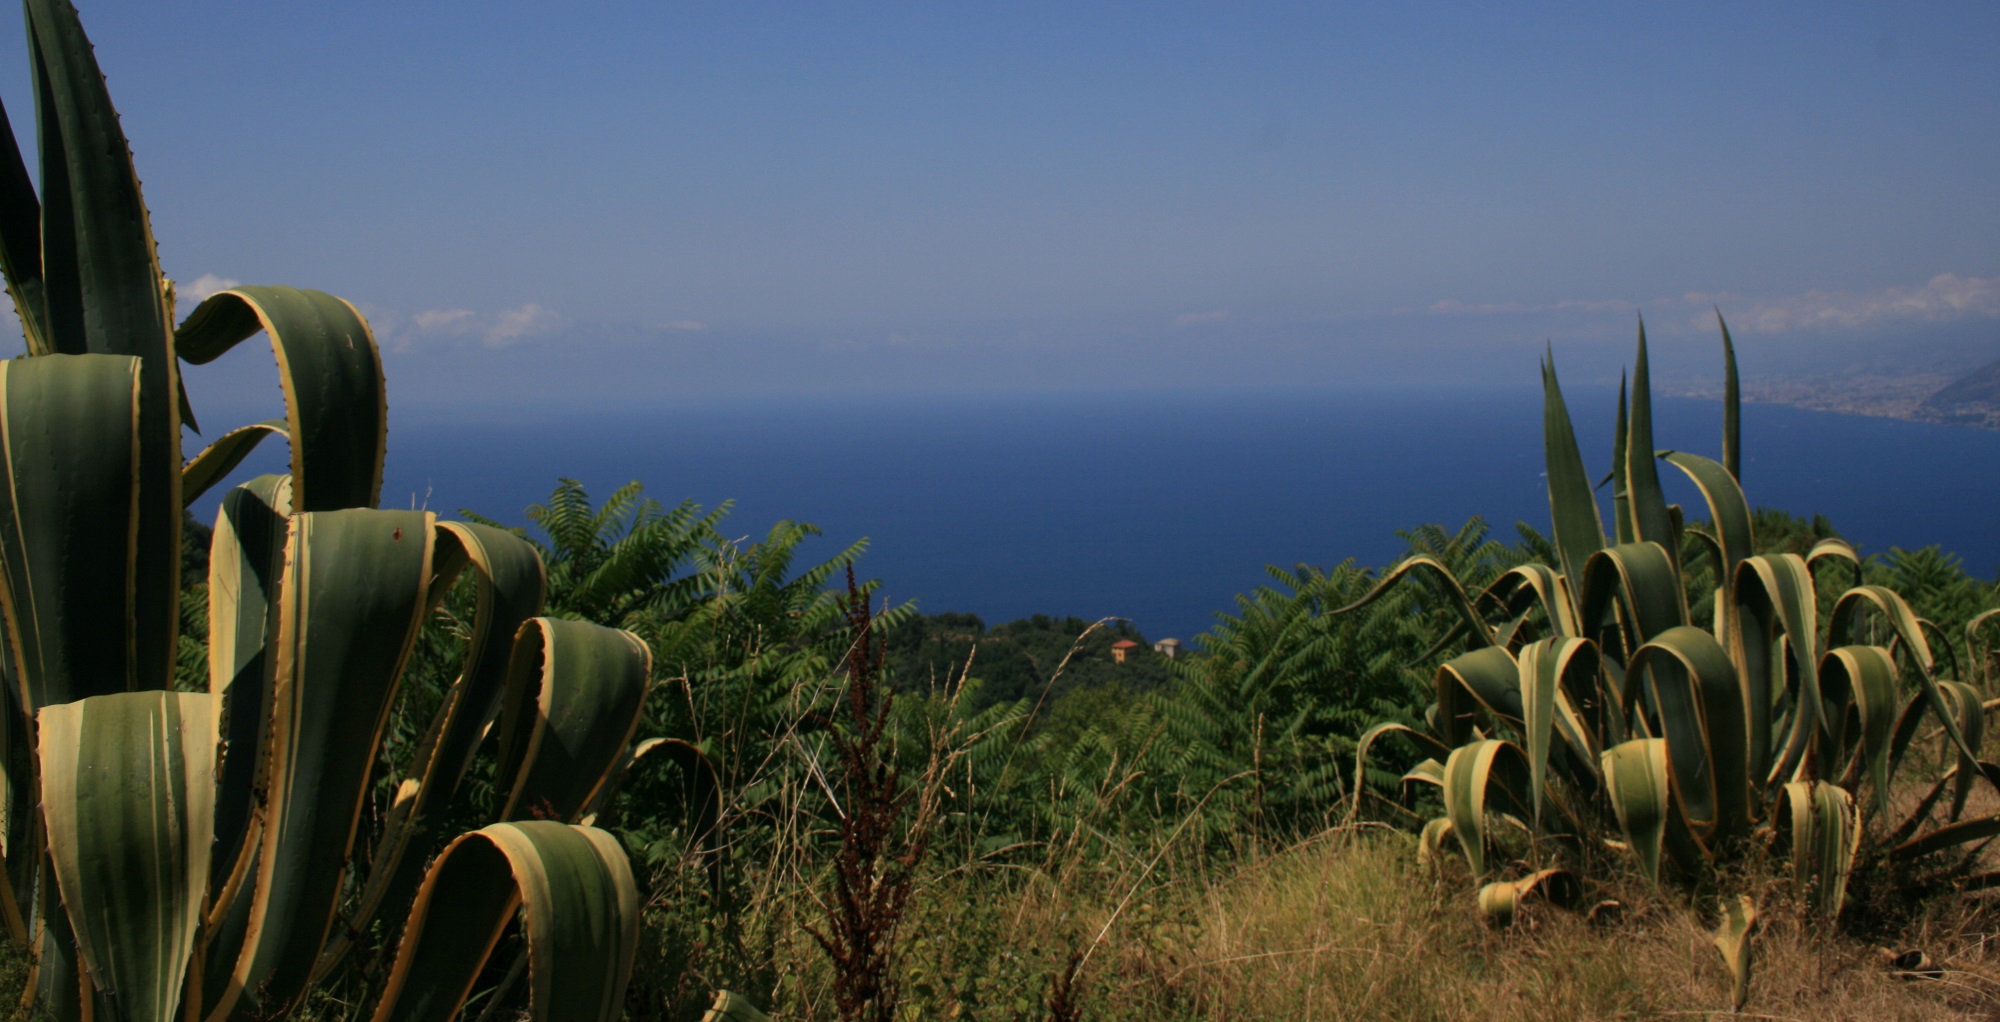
(805, 564, 934, 1022)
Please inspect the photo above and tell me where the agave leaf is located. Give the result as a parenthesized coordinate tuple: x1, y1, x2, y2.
(1352, 721, 1451, 818)
(1443, 739, 1532, 879)
(1938, 681, 1987, 820)
(703, 991, 774, 1022)
(370, 822, 639, 1022)
(1417, 816, 1456, 867)
(0, 354, 143, 710)
(1774, 781, 1857, 918)
(1623, 322, 1677, 558)
(1334, 555, 1497, 649)
(216, 509, 436, 1020)
(205, 475, 291, 901)
(0, 92, 46, 352)
(1601, 738, 1671, 883)
(24, 0, 183, 690)
(1436, 645, 1521, 747)
(316, 520, 553, 985)
(1828, 585, 1984, 774)
(1967, 608, 2000, 688)
(1541, 352, 1605, 592)
(1712, 894, 1758, 1011)
(1719, 311, 1741, 481)
(1733, 555, 1821, 784)
(1402, 757, 1446, 788)
(182, 420, 288, 510)
(590, 737, 724, 845)
(175, 287, 386, 512)
(1577, 542, 1688, 654)
(1518, 637, 1601, 827)
(1818, 646, 1898, 818)
(1805, 538, 1862, 594)
(1630, 627, 1750, 841)
(1660, 451, 1753, 585)
(1485, 563, 1580, 640)
(1891, 813, 2000, 864)
(1611, 374, 1633, 545)
(495, 618, 653, 822)
(1477, 867, 1581, 927)
(39, 691, 216, 1022)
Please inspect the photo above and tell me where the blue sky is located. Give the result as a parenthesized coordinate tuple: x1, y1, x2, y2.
(4, 2, 1999, 412)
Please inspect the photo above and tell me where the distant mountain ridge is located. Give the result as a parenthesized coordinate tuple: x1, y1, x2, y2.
(1915, 356, 2000, 429)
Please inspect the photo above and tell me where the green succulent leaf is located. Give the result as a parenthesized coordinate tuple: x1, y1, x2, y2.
(175, 286, 386, 512)
(39, 691, 216, 1022)
(371, 822, 640, 1022)
(216, 509, 436, 1020)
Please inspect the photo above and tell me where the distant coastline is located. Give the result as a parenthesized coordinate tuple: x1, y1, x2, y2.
(1664, 364, 2000, 430)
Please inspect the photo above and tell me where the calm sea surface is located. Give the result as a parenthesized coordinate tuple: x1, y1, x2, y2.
(205, 386, 2000, 643)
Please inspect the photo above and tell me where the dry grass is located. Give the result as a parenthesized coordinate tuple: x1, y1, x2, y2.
(804, 827, 2000, 1022)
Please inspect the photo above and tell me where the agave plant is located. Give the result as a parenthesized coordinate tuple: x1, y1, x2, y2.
(0, 4, 659, 1020)
(1347, 317, 1997, 1002)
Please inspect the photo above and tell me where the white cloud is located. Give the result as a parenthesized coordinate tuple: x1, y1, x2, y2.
(1426, 297, 1636, 316)
(1693, 274, 2000, 334)
(1175, 310, 1230, 326)
(412, 308, 475, 332)
(484, 303, 556, 347)
(173, 273, 242, 321)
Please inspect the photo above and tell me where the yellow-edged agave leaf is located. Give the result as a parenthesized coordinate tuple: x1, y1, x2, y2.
(1353, 721, 1450, 818)
(1828, 585, 1985, 774)
(1485, 563, 1580, 641)
(1806, 538, 1862, 593)
(1477, 868, 1581, 927)
(703, 991, 774, 1022)
(175, 286, 386, 512)
(1629, 627, 1749, 841)
(1819, 646, 1898, 816)
(1401, 757, 1446, 794)
(1541, 352, 1605, 590)
(39, 691, 215, 1022)
(1712, 894, 1758, 1012)
(1601, 738, 1671, 883)
(0, 354, 143, 709)
(1417, 817, 1455, 867)
(206, 475, 291, 896)
(1967, 608, 2000, 688)
(1660, 451, 1753, 584)
(1719, 311, 1741, 480)
(1435, 645, 1521, 747)
(1829, 585, 1934, 673)
(587, 737, 724, 845)
(0, 92, 46, 354)
(1936, 681, 1986, 820)
(216, 509, 436, 1021)
(19, 0, 185, 694)
(1518, 636, 1601, 827)
(1890, 813, 2000, 864)
(317, 520, 551, 982)
(1733, 555, 1820, 782)
(1622, 323, 1678, 559)
(1773, 781, 1858, 918)
(1609, 374, 1632, 545)
(181, 420, 286, 509)
(1334, 555, 1497, 649)
(495, 618, 653, 823)
(371, 822, 639, 1022)
(423, 522, 551, 792)
(1578, 542, 1687, 654)
(1443, 740, 1532, 879)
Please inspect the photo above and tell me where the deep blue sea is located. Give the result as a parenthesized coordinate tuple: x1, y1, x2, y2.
(203, 385, 2000, 643)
